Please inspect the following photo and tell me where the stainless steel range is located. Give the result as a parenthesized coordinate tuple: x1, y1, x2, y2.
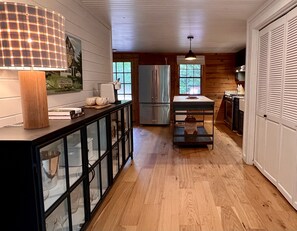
(224, 91, 244, 131)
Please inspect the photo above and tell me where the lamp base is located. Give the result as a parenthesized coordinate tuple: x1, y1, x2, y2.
(19, 71, 49, 129)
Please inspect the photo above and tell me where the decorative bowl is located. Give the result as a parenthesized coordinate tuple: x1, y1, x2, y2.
(85, 97, 97, 106)
(96, 97, 109, 105)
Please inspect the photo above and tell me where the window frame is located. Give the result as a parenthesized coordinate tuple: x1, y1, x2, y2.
(178, 64, 202, 95)
(112, 61, 132, 100)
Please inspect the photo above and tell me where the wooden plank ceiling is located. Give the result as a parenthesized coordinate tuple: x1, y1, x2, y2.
(79, 0, 269, 53)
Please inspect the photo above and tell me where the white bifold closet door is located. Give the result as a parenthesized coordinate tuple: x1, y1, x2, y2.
(254, 26, 269, 173)
(255, 15, 285, 185)
(255, 7, 297, 210)
(278, 8, 297, 209)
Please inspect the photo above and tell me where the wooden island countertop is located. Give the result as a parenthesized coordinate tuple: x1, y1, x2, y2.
(172, 96, 214, 111)
(173, 95, 214, 103)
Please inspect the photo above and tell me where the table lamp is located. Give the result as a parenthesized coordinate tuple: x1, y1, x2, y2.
(0, 2, 67, 129)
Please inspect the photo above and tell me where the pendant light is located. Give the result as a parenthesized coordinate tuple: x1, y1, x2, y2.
(185, 35, 197, 60)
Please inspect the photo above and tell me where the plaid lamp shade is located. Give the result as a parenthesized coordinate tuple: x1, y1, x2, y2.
(0, 2, 67, 70)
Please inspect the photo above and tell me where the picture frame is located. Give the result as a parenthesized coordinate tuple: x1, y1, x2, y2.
(46, 34, 83, 94)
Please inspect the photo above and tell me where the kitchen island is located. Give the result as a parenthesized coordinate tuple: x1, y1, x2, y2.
(172, 96, 214, 148)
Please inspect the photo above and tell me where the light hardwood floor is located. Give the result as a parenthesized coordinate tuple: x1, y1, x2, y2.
(86, 124, 297, 231)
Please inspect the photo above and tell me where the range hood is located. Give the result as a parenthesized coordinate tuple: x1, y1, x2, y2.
(235, 65, 245, 72)
(235, 65, 245, 81)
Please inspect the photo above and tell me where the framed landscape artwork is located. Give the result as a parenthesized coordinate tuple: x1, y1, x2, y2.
(46, 34, 83, 94)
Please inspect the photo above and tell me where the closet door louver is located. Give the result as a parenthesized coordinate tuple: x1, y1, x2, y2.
(267, 23, 285, 121)
(283, 13, 297, 126)
(257, 32, 269, 116)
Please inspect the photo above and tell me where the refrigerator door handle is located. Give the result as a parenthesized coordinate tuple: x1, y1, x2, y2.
(151, 70, 154, 100)
(155, 70, 158, 100)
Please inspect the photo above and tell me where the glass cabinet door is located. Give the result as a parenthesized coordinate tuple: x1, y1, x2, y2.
(87, 118, 108, 164)
(66, 130, 83, 187)
(112, 144, 119, 179)
(125, 133, 130, 161)
(46, 199, 69, 231)
(45, 183, 85, 231)
(117, 110, 122, 139)
(129, 130, 133, 154)
(118, 140, 123, 169)
(71, 183, 85, 231)
(101, 155, 109, 195)
(40, 138, 66, 211)
(87, 122, 99, 164)
(42, 129, 85, 230)
(99, 118, 107, 157)
(124, 106, 129, 132)
(67, 131, 85, 229)
(111, 112, 118, 145)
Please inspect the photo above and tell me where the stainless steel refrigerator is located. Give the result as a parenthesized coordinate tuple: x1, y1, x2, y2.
(139, 65, 170, 125)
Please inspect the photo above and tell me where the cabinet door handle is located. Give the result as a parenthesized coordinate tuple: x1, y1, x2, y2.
(264, 114, 267, 118)
(88, 163, 95, 183)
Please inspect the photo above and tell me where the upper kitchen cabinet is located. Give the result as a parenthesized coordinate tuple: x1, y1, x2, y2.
(235, 48, 246, 82)
(235, 48, 246, 67)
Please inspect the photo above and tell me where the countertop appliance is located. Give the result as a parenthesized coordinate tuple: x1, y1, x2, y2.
(139, 65, 170, 125)
(100, 83, 116, 103)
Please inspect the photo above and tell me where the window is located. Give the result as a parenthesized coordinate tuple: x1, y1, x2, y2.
(113, 62, 132, 100)
(179, 64, 202, 94)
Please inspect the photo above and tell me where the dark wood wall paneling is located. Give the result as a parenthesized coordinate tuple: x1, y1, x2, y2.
(113, 52, 238, 124)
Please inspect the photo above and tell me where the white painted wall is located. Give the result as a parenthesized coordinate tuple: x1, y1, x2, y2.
(244, 0, 297, 164)
(0, 0, 113, 127)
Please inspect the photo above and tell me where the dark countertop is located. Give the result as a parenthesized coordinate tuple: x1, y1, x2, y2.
(0, 100, 131, 142)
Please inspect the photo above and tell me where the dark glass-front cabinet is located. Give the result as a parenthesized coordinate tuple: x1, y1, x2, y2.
(41, 129, 86, 231)
(0, 101, 133, 231)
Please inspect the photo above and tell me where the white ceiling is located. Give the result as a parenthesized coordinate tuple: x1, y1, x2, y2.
(79, 0, 269, 53)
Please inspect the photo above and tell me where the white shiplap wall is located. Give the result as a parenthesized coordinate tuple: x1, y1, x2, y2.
(0, 0, 113, 127)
